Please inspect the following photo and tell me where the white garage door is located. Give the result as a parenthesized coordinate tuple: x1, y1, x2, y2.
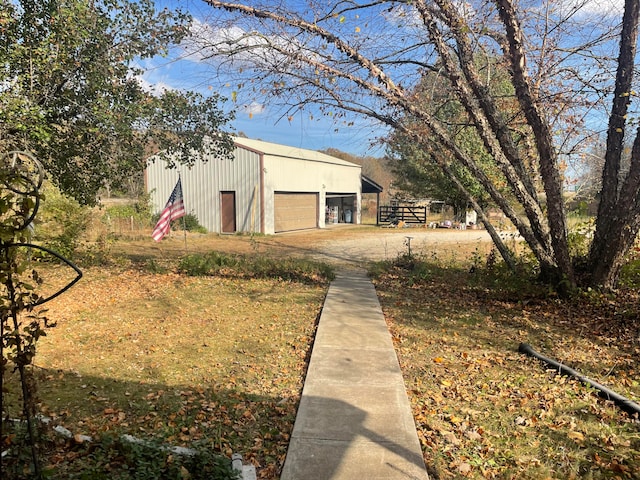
(274, 192, 318, 232)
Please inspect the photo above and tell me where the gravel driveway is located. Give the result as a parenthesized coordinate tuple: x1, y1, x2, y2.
(310, 227, 493, 266)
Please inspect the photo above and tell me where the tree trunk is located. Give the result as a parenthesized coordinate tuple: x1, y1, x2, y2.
(205, 0, 640, 291)
(495, 0, 574, 288)
(589, 0, 640, 288)
(590, 127, 640, 288)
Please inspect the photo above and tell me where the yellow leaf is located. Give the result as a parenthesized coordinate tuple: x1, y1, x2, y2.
(449, 415, 462, 424)
(231, 91, 237, 102)
(568, 431, 584, 442)
(339, 15, 345, 23)
(355, 26, 361, 32)
(433, 357, 444, 363)
(180, 465, 191, 479)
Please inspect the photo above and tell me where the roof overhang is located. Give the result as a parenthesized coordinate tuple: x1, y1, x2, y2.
(362, 175, 383, 194)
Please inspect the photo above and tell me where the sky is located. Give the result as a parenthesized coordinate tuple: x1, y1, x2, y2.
(141, 0, 389, 158)
(141, 0, 626, 161)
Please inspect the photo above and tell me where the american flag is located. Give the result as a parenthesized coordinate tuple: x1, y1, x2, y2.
(152, 178, 186, 242)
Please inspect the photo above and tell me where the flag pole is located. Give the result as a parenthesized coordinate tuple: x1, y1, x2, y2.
(152, 175, 186, 243)
(179, 172, 187, 251)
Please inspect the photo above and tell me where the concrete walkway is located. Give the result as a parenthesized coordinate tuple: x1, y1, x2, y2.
(280, 270, 429, 480)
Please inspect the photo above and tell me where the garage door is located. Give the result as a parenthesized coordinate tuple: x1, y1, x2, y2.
(274, 192, 318, 232)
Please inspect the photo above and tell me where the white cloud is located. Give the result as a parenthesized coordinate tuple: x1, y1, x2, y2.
(136, 74, 173, 96)
(241, 101, 265, 116)
(561, 0, 624, 16)
(183, 18, 276, 65)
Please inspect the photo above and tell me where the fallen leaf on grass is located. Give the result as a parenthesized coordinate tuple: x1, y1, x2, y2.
(465, 430, 482, 441)
(568, 431, 585, 443)
(457, 462, 472, 475)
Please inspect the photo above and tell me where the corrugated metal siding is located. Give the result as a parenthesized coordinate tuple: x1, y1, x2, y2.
(146, 146, 261, 233)
(146, 137, 363, 235)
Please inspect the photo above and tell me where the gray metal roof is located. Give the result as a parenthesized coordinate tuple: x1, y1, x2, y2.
(233, 137, 361, 169)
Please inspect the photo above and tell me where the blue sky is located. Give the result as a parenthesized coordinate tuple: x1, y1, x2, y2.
(142, 0, 625, 161)
(141, 0, 389, 157)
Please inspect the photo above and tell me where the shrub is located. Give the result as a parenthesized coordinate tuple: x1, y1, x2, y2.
(150, 212, 207, 233)
(178, 252, 334, 284)
(49, 434, 240, 480)
(33, 183, 93, 260)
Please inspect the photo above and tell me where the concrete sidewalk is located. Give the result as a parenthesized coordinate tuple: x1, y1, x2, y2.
(280, 270, 429, 480)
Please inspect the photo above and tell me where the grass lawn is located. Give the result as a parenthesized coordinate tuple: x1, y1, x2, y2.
(372, 257, 640, 479)
(3, 240, 331, 479)
(3, 227, 640, 479)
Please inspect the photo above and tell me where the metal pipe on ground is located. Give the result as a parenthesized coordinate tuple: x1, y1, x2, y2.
(518, 342, 640, 416)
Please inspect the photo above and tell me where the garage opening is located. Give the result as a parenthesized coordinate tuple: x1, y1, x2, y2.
(274, 192, 318, 232)
(325, 194, 356, 224)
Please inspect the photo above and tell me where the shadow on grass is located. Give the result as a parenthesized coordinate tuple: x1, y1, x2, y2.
(3, 368, 299, 479)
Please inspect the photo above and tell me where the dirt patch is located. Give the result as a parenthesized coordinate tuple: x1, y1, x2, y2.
(310, 226, 493, 265)
(110, 224, 495, 268)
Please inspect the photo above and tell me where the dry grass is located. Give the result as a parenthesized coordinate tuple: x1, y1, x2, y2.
(4, 246, 330, 478)
(373, 261, 640, 479)
(7, 226, 640, 479)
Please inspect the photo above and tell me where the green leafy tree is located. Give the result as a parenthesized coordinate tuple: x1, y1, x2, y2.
(0, 0, 234, 206)
(387, 58, 520, 222)
(196, 0, 639, 290)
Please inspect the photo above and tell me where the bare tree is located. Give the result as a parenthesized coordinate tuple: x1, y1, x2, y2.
(196, 0, 638, 290)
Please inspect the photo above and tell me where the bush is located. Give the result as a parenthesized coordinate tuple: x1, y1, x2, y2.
(48, 434, 240, 480)
(105, 195, 152, 224)
(178, 252, 334, 284)
(150, 212, 207, 233)
(34, 183, 94, 260)
(178, 251, 239, 275)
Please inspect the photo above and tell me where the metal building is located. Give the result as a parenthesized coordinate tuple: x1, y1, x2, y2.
(145, 137, 379, 234)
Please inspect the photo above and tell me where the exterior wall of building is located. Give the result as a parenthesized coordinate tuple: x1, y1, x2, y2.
(262, 154, 361, 234)
(146, 146, 262, 234)
(146, 139, 363, 235)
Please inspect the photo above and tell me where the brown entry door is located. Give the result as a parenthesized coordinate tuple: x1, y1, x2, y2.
(221, 191, 236, 233)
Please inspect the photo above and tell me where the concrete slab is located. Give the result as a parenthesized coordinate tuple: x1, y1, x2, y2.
(282, 438, 427, 480)
(280, 270, 429, 480)
(303, 347, 401, 386)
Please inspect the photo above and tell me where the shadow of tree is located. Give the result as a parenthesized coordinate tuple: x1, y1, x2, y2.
(282, 396, 429, 480)
(3, 367, 298, 479)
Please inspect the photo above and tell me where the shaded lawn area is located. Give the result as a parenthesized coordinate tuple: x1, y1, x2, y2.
(5, 267, 327, 479)
(373, 261, 640, 479)
(6, 228, 640, 479)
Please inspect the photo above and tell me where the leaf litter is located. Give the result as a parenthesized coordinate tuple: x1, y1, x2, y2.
(374, 264, 640, 479)
(4, 265, 327, 478)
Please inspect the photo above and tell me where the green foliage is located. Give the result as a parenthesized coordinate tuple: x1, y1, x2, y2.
(618, 246, 640, 288)
(105, 196, 153, 224)
(179, 214, 208, 234)
(1, 156, 58, 479)
(34, 184, 93, 260)
(371, 245, 548, 298)
(143, 258, 170, 274)
(1, 0, 234, 206)
(386, 56, 512, 215)
(59, 434, 240, 480)
(151, 212, 207, 233)
(178, 251, 335, 284)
